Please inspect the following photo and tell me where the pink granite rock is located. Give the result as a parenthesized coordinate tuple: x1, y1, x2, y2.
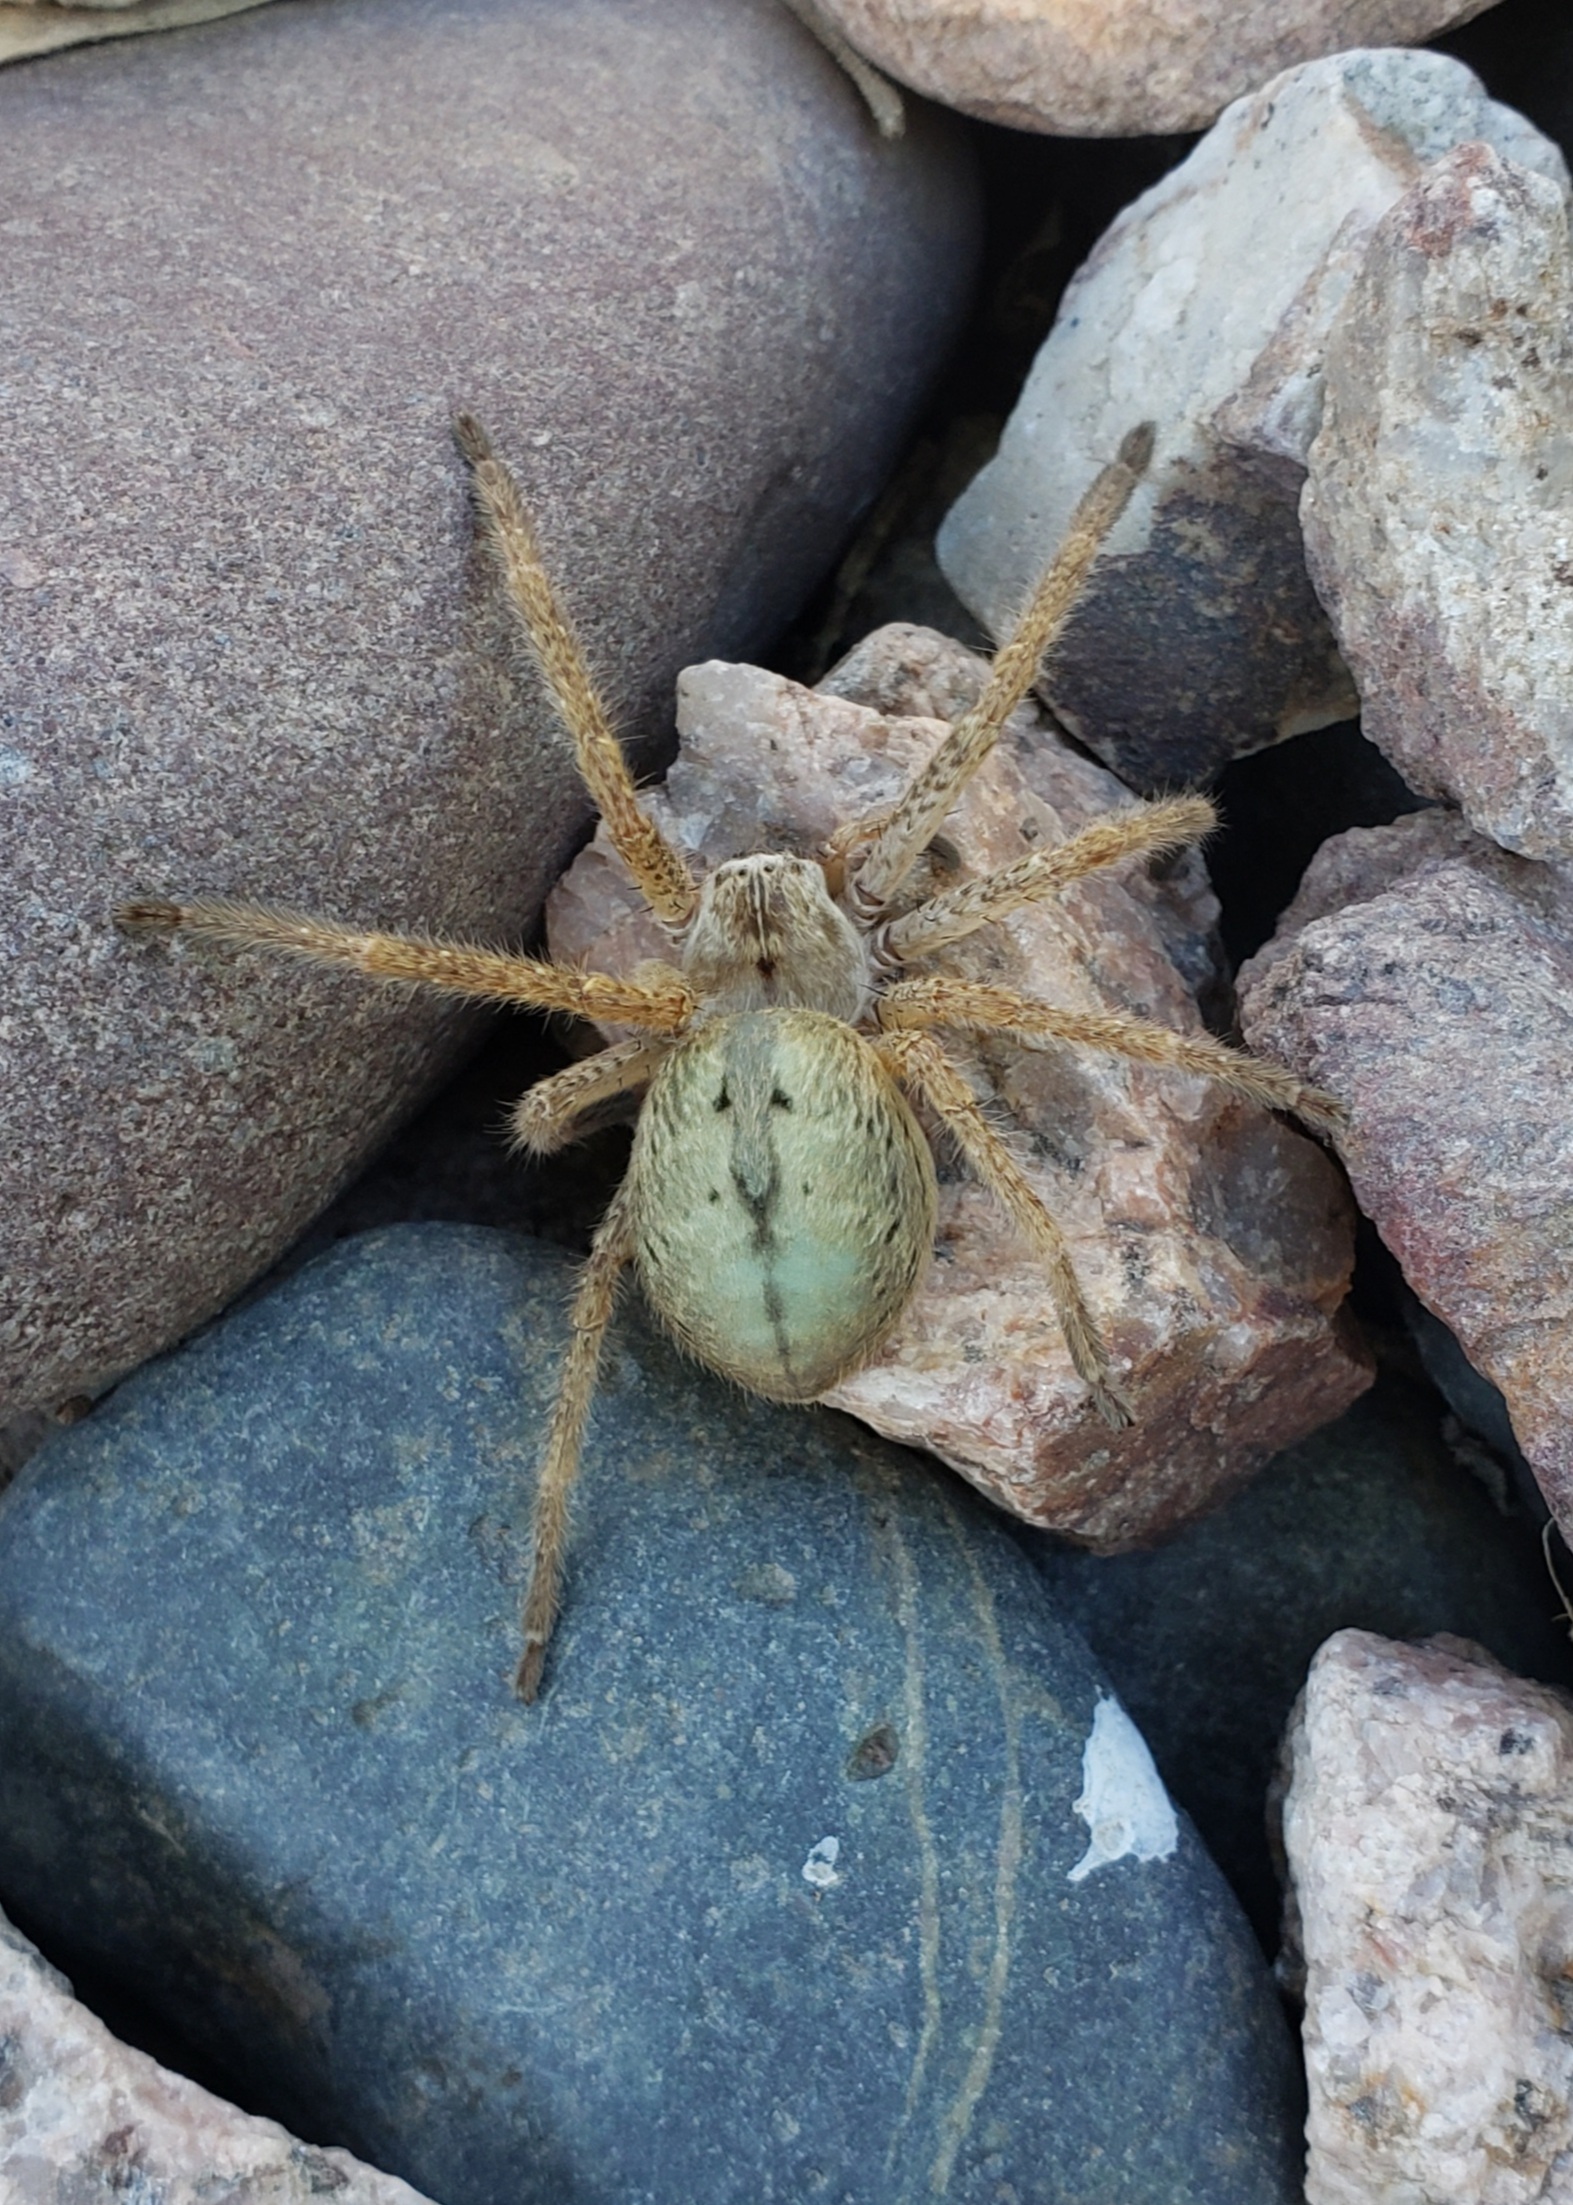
(1239, 810, 1573, 1534)
(804, 0, 1503, 136)
(1304, 141, 1573, 860)
(1279, 1629, 1573, 2205)
(549, 623, 1371, 1548)
(0, 1904, 432, 2203)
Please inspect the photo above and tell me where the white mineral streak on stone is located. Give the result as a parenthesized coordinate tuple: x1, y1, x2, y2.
(1067, 1696, 1178, 1884)
(936, 50, 1566, 790)
(802, 0, 1501, 137)
(1281, 1630, 1573, 2205)
(0, 1904, 433, 2203)
(802, 1835, 842, 1889)
(1239, 809, 1573, 1545)
(549, 623, 1370, 1549)
(1303, 141, 1573, 860)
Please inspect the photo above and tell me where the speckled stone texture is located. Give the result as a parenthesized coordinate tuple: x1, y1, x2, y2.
(1303, 141, 1573, 859)
(936, 48, 1566, 789)
(0, 1226, 1307, 2205)
(1280, 1630, 1573, 2205)
(0, 1906, 434, 2204)
(1238, 809, 1573, 1540)
(0, 0, 978, 1423)
(548, 620, 1370, 1549)
(806, 0, 1501, 135)
(1026, 1368, 1573, 1943)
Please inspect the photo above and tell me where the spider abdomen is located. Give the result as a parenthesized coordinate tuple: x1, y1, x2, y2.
(627, 1010, 937, 1403)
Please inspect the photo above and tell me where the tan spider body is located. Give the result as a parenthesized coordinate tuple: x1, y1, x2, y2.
(118, 414, 1341, 1701)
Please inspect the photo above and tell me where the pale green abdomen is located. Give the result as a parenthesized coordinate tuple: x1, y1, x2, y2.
(627, 1011, 937, 1402)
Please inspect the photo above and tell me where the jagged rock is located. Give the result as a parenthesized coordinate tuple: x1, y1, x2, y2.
(1238, 809, 1573, 1536)
(0, 1225, 1309, 2205)
(548, 622, 1371, 1550)
(0, 0, 978, 1422)
(1303, 140, 1573, 859)
(1280, 1629, 1573, 2205)
(0, 1904, 431, 2204)
(937, 48, 1566, 788)
(803, 0, 1504, 136)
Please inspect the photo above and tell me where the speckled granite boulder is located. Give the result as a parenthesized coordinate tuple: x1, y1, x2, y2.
(0, 0, 978, 1423)
(0, 1906, 434, 2204)
(1303, 141, 1573, 858)
(1239, 810, 1573, 1539)
(0, 1226, 1306, 2205)
(937, 49, 1565, 788)
(804, 0, 1503, 136)
(549, 621, 1370, 1550)
(1281, 1630, 1573, 2205)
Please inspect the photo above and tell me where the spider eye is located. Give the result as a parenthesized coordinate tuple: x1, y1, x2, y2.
(713, 1086, 731, 1112)
(770, 1088, 792, 1110)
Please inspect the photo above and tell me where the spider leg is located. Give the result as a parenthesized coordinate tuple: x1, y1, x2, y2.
(877, 794, 1215, 966)
(454, 414, 699, 932)
(518, 1182, 635, 1702)
(116, 898, 695, 1031)
(509, 1037, 670, 1157)
(847, 424, 1155, 922)
(873, 1026, 1132, 1429)
(779, 0, 906, 137)
(879, 977, 1346, 1137)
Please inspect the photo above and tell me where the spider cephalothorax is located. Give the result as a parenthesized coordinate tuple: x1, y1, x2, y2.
(119, 414, 1340, 1700)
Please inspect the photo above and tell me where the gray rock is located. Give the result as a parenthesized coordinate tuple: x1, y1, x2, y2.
(0, 0, 978, 1422)
(1302, 140, 1573, 858)
(1025, 1370, 1573, 1946)
(0, 1225, 1306, 2205)
(1238, 814, 1573, 1541)
(937, 48, 1566, 789)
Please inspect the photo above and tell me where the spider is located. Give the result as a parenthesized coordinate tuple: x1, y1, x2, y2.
(118, 414, 1342, 1701)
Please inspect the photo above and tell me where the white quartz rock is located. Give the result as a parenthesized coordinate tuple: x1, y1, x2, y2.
(1280, 1629, 1573, 2205)
(937, 47, 1567, 790)
(0, 1905, 433, 2203)
(1303, 140, 1573, 860)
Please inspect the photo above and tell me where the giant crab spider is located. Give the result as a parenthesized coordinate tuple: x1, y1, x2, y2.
(119, 414, 1342, 1700)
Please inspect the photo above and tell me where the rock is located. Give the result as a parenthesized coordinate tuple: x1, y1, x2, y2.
(548, 622, 1371, 1549)
(1024, 1368, 1573, 1945)
(0, 0, 979, 1422)
(804, 0, 1504, 136)
(1280, 1629, 1573, 2205)
(0, 0, 268, 70)
(0, 1905, 433, 2204)
(936, 49, 1567, 789)
(1303, 142, 1573, 859)
(1440, 0, 1573, 173)
(0, 1225, 1308, 2205)
(1238, 810, 1573, 1537)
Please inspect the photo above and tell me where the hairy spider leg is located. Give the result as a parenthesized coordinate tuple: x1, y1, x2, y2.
(518, 1183, 636, 1702)
(847, 422, 1156, 922)
(877, 793, 1216, 965)
(778, 0, 906, 136)
(874, 1026, 1132, 1428)
(114, 900, 696, 1031)
(454, 414, 699, 932)
(509, 1037, 672, 1157)
(878, 976, 1346, 1136)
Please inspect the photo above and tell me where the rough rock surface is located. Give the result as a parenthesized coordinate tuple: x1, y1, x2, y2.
(0, 0, 978, 1422)
(1239, 808, 1573, 1537)
(1303, 141, 1573, 859)
(937, 49, 1567, 788)
(0, 1225, 1308, 2205)
(1027, 1368, 1573, 1944)
(0, 1907, 432, 2203)
(548, 622, 1371, 1549)
(1280, 1629, 1573, 2205)
(0, 0, 266, 68)
(807, 0, 1502, 136)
